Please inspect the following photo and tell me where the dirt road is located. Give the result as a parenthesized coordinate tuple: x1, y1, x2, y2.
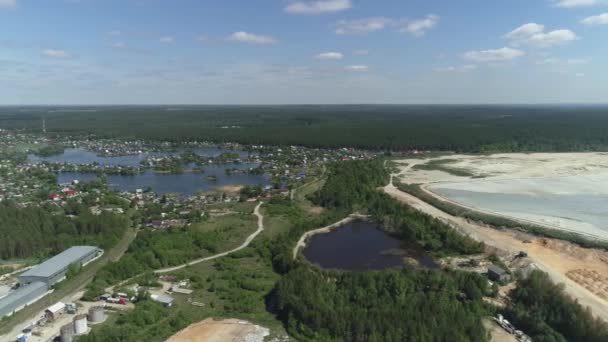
(384, 182, 608, 322)
(155, 202, 264, 274)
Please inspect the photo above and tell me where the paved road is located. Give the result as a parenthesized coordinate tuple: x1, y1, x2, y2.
(155, 202, 264, 274)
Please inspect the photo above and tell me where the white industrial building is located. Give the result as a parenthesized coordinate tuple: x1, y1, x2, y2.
(0, 246, 101, 318)
(19, 246, 101, 287)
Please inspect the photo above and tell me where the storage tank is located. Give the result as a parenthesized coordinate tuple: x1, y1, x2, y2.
(60, 323, 74, 342)
(88, 306, 105, 323)
(73, 314, 88, 335)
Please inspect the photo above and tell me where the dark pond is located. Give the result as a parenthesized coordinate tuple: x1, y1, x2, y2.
(303, 220, 438, 272)
(32, 148, 270, 196)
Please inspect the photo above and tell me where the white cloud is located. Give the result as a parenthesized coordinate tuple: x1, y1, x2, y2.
(463, 47, 524, 62)
(401, 14, 440, 37)
(315, 52, 344, 60)
(504, 23, 578, 48)
(434, 65, 477, 72)
(107, 30, 122, 36)
(503, 23, 545, 41)
(345, 65, 369, 71)
(553, 0, 605, 8)
(42, 49, 71, 59)
(227, 31, 278, 45)
(335, 17, 394, 35)
(536, 57, 590, 65)
(112, 42, 127, 48)
(159, 36, 175, 44)
(576, 73, 585, 77)
(0, 0, 16, 8)
(581, 13, 608, 25)
(285, 0, 351, 14)
(354, 49, 369, 55)
(197, 35, 208, 42)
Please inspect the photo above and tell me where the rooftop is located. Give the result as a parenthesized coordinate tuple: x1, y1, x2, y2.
(0, 282, 47, 311)
(20, 246, 99, 279)
(488, 265, 507, 275)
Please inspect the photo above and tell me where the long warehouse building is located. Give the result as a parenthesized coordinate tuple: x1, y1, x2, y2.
(0, 281, 47, 318)
(19, 246, 101, 288)
(1, 246, 101, 318)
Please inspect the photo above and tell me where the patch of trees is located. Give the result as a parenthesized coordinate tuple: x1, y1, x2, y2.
(504, 270, 608, 342)
(275, 266, 491, 341)
(84, 227, 225, 299)
(313, 160, 483, 256)
(0, 201, 129, 259)
(5, 105, 608, 152)
(34, 144, 64, 157)
(311, 159, 389, 210)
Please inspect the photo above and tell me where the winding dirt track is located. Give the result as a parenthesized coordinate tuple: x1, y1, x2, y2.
(155, 202, 264, 274)
(384, 180, 608, 322)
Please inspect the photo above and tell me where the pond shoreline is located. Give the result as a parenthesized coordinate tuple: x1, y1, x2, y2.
(292, 213, 369, 260)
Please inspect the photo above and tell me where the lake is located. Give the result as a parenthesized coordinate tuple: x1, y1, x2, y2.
(31, 148, 270, 196)
(303, 220, 438, 272)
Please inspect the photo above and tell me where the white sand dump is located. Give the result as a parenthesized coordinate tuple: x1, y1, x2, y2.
(167, 318, 270, 342)
(396, 153, 608, 240)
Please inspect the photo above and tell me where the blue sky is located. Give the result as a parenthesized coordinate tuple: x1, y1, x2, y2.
(0, 0, 606, 104)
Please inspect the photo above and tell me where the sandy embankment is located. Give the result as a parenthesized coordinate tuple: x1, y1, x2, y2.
(215, 184, 244, 193)
(167, 318, 269, 342)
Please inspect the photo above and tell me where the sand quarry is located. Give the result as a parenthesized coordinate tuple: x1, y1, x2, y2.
(167, 318, 269, 342)
(395, 153, 608, 239)
(388, 152, 608, 321)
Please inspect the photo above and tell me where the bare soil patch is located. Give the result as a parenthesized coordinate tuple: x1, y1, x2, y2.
(167, 318, 269, 342)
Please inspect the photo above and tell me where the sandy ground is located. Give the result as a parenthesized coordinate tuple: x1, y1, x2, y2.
(384, 181, 608, 322)
(215, 185, 244, 194)
(396, 153, 608, 239)
(396, 153, 608, 184)
(167, 318, 269, 342)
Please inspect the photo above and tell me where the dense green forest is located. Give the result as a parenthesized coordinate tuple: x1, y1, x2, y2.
(265, 159, 489, 341)
(505, 270, 608, 342)
(0, 202, 129, 259)
(3, 105, 608, 151)
(275, 267, 491, 341)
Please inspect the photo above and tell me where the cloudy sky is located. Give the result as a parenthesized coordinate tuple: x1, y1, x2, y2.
(0, 0, 606, 104)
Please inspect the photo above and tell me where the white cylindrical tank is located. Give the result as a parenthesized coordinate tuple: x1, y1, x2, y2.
(88, 306, 106, 323)
(73, 314, 88, 334)
(60, 323, 74, 342)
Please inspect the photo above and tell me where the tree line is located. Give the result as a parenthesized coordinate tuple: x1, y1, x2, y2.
(4, 105, 608, 152)
(0, 201, 129, 260)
